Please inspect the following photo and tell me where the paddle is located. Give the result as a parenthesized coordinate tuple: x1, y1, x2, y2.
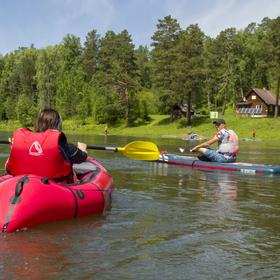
(87, 141, 160, 161)
(0, 140, 160, 161)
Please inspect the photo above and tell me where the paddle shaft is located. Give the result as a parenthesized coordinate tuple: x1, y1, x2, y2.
(0, 140, 118, 152)
(87, 145, 117, 152)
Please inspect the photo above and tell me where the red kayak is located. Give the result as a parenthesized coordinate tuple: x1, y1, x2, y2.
(0, 157, 113, 233)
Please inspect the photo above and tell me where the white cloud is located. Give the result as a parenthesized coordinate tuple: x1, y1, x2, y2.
(163, 0, 280, 37)
(1, 0, 279, 54)
(50, 0, 116, 33)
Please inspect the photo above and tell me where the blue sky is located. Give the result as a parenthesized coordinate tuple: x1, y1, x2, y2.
(0, 0, 279, 55)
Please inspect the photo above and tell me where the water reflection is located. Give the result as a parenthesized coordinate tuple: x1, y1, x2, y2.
(1, 133, 280, 278)
(0, 231, 68, 279)
(0, 217, 105, 279)
(151, 162, 238, 210)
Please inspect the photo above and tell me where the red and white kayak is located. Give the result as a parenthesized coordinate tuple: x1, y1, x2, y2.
(0, 157, 113, 233)
(157, 153, 280, 175)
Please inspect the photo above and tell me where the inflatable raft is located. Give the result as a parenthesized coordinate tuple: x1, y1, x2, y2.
(158, 153, 280, 175)
(0, 157, 113, 233)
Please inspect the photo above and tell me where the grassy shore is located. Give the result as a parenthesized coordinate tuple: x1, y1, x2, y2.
(0, 111, 279, 140)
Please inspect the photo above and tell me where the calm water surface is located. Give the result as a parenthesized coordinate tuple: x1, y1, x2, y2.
(0, 133, 280, 279)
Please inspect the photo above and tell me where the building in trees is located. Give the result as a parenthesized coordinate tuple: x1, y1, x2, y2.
(236, 88, 280, 117)
(170, 103, 195, 120)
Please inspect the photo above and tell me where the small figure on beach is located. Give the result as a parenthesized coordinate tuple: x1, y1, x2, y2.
(179, 132, 198, 152)
(188, 131, 197, 141)
(104, 125, 108, 136)
(252, 128, 256, 140)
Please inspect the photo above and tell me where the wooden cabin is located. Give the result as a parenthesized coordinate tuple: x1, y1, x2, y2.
(236, 88, 280, 117)
(170, 103, 195, 120)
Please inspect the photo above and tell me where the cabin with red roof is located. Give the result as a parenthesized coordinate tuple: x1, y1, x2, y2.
(236, 88, 280, 117)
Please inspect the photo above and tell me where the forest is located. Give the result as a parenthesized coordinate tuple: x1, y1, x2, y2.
(0, 15, 279, 127)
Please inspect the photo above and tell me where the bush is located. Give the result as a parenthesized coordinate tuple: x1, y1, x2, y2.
(16, 95, 37, 127)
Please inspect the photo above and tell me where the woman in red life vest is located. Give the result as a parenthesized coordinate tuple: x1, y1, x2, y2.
(6, 109, 88, 182)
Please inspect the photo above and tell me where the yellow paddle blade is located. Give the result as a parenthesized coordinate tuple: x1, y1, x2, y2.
(118, 141, 160, 161)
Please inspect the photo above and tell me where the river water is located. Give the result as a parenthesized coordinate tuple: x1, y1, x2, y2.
(0, 133, 280, 279)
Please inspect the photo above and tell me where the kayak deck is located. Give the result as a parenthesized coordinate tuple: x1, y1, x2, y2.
(157, 153, 280, 175)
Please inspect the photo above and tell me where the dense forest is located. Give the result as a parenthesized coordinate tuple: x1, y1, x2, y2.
(0, 15, 279, 126)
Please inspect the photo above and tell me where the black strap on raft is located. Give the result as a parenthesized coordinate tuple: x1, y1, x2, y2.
(76, 190, 85, 199)
(2, 176, 30, 232)
(11, 176, 30, 204)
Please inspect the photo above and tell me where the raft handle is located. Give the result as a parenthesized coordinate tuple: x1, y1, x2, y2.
(41, 177, 49, 184)
(76, 190, 85, 200)
(11, 176, 30, 204)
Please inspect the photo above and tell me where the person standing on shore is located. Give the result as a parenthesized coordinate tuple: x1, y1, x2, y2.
(252, 128, 256, 140)
(104, 125, 108, 136)
(190, 119, 239, 163)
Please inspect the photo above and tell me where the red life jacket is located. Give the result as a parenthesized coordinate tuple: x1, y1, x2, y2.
(6, 128, 72, 179)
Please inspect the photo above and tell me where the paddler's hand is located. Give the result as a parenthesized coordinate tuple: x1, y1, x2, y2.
(8, 137, 14, 144)
(77, 142, 87, 153)
(190, 146, 199, 152)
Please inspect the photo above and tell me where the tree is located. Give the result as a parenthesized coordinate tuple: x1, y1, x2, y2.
(266, 17, 280, 117)
(91, 73, 123, 125)
(0, 53, 20, 120)
(35, 46, 60, 109)
(56, 35, 85, 118)
(150, 15, 181, 113)
(174, 24, 205, 125)
(214, 28, 243, 114)
(16, 94, 37, 126)
(82, 29, 100, 81)
(203, 37, 221, 111)
(135, 45, 151, 88)
(97, 30, 139, 125)
(61, 34, 82, 70)
(16, 48, 38, 101)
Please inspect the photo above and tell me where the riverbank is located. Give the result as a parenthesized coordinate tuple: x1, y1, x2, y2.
(0, 112, 279, 140)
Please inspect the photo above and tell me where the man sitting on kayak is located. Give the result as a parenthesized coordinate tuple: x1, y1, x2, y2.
(6, 108, 88, 182)
(190, 119, 239, 163)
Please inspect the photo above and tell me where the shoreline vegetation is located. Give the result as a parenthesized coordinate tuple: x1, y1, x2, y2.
(0, 16, 279, 140)
(0, 112, 279, 141)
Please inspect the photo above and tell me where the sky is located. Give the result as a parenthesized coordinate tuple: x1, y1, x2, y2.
(0, 0, 279, 55)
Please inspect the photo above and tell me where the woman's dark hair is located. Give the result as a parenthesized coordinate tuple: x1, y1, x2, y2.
(35, 109, 62, 132)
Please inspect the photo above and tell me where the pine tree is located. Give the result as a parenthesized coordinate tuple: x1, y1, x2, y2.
(150, 15, 181, 113)
(174, 24, 205, 125)
(82, 29, 99, 81)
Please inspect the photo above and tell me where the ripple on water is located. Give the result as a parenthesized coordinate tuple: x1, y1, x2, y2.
(1, 136, 280, 279)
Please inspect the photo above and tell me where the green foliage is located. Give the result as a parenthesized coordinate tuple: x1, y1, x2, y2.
(93, 87, 123, 125)
(16, 48, 38, 99)
(97, 29, 140, 125)
(16, 95, 37, 127)
(35, 46, 60, 109)
(82, 29, 99, 81)
(56, 67, 85, 118)
(138, 90, 158, 118)
(135, 46, 151, 88)
(150, 15, 181, 112)
(0, 15, 279, 127)
(5, 96, 17, 120)
(174, 24, 205, 125)
(76, 88, 92, 123)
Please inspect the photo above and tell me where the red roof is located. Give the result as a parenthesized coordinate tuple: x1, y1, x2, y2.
(247, 88, 280, 105)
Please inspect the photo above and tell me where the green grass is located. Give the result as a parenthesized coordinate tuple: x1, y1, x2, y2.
(0, 111, 279, 140)
(62, 112, 280, 140)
